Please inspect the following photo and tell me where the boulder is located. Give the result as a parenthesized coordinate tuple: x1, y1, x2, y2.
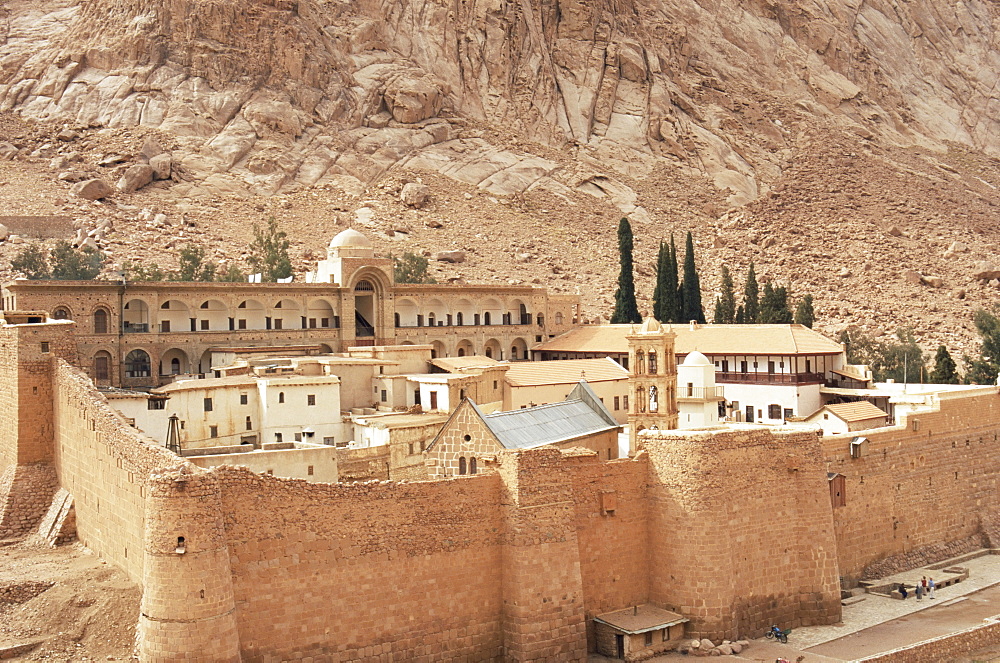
(384, 74, 443, 123)
(434, 250, 465, 263)
(0, 142, 18, 160)
(730, 642, 742, 654)
(58, 170, 89, 183)
(699, 639, 715, 650)
(948, 240, 968, 253)
(717, 644, 733, 655)
(140, 137, 165, 161)
(425, 218, 445, 229)
(0, 224, 9, 241)
(903, 269, 923, 285)
(71, 178, 113, 200)
(400, 182, 430, 207)
(117, 164, 154, 193)
(924, 275, 944, 288)
(838, 267, 851, 278)
(887, 225, 903, 237)
(973, 261, 1000, 281)
(81, 237, 99, 251)
(56, 129, 79, 142)
(149, 153, 172, 180)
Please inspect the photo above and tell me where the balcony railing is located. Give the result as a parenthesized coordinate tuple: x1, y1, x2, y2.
(677, 386, 726, 400)
(123, 322, 149, 333)
(716, 371, 825, 385)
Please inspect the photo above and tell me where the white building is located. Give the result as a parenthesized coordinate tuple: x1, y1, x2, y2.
(676, 351, 724, 429)
(535, 322, 848, 425)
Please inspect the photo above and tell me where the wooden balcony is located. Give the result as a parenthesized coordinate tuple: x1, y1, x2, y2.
(716, 371, 825, 385)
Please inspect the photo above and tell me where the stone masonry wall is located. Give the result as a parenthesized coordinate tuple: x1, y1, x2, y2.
(214, 467, 506, 662)
(824, 389, 1000, 583)
(52, 361, 179, 580)
(644, 427, 842, 641)
(0, 463, 57, 538)
(564, 452, 650, 650)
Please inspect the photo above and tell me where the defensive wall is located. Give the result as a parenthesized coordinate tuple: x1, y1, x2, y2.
(6, 316, 1000, 660)
(823, 387, 1000, 584)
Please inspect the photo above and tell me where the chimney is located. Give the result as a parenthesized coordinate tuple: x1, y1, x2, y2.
(689, 320, 698, 331)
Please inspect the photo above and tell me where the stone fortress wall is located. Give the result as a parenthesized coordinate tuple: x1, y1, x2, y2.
(4, 317, 1000, 660)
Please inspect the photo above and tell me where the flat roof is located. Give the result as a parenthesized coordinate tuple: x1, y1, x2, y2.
(505, 357, 627, 387)
(594, 605, 688, 634)
(534, 323, 843, 356)
(431, 355, 502, 372)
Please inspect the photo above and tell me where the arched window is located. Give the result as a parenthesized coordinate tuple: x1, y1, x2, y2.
(458, 347, 466, 357)
(555, 312, 564, 325)
(124, 349, 151, 378)
(470, 457, 477, 474)
(485, 347, 493, 358)
(170, 358, 181, 374)
(53, 307, 70, 320)
(636, 351, 645, 375)
(354, 280, 375, 292)
(278, 392, 285, 404)
(94, 309, 109, 334)
(637, 386, 646, 413)
(483, 312, 491, 325)
(459, 456, 467, 475)
(511, 346, 519, 360)
(649, 385, 659, 413)
(428, 313, 436, 327)
(93, 352, 111, 383)
(456, 312, 464, 326)
(648, 351, 658, 375)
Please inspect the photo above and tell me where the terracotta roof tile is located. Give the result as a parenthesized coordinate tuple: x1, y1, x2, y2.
(505, 357, 627, 387)
(823, 401, 889, 422)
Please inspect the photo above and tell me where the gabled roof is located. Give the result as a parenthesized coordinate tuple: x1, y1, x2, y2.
(534, 323, 844, 356)
(504, 357, 627, 387)
(451, 380, 620, 450)
(818, 401, 888, 422)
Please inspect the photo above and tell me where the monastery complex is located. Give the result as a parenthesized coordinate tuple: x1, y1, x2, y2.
(4, 231, 1000, 661)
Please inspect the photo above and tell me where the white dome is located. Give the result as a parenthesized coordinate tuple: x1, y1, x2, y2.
(329, 228, 372, 249)
(682, 350, 712, 367)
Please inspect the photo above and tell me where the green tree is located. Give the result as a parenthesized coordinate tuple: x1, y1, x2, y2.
(610, 217, 641, 324)
(965, 309, 1000, 384)
(742, 262, 759, 323)
(175, 244, 217, 282)
(393, 251, 436, 284)
(929, 345, 959, 384)
(680, 231, 705, 324)
(11, 244, 50, 280)
(652, 241, 669, 322)
(49, 240, 102, 280)
(216, 263, 246, 283)
(759, 282, 792, 323)
(840, 327, 926, 383)
(667, 235, 682, 322)
(247, 217, 292, 282)
(122, 260, 166, 282)
(715, 265, 736, 324)
(735, 305, 745, 324)
(794, 294, 815, 328)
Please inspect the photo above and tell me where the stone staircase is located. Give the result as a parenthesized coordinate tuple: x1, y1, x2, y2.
(34, 488, 75, 547)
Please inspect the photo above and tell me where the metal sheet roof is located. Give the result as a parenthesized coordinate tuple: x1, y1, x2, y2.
(482, 399, 618, 449)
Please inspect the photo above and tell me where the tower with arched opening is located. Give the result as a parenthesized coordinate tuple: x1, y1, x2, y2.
(627, 318, 678, 456)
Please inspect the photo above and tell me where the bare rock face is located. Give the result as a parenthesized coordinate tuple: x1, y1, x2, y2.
(384, 75, 442, 124)
(71, 178, 114, 200)
(117, 164, 154, 193)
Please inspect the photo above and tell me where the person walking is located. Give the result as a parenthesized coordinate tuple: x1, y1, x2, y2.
(929, 577, 936, 599)
(915, 582, 924, 600)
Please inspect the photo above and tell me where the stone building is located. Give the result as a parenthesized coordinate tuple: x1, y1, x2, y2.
(426, 380, 621, 477)
(676, 350, 724, 429)
(1, 228, 578, 389)
(626, 318, 679, 455)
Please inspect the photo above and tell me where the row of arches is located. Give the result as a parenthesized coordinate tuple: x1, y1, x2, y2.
(56, 298, 342, 335)
(407, 337, 531, 361)
(394, 297, 539, 328)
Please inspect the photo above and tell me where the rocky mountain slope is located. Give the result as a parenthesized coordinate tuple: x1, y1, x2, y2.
(2, 0, 1000, 359)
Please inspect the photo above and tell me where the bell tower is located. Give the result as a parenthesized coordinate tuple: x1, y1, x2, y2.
(627, 318, 678, 456)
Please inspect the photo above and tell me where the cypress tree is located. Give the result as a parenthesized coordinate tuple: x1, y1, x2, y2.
(652, 241, 668, 322)
(743, 262, 759, 323)
(794, 294, 815, 328)
(929, 345, 959, 384)
(610, 217, 641, 324)
(717, 265, 736, 324)
(760, 282, 793, 323)
(666, 234, 682, 323)
(681, 231, 705, 324)
(736, 305, 745, 324)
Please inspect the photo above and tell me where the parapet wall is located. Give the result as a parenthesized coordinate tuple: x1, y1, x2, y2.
(824, 388, 1000, 582)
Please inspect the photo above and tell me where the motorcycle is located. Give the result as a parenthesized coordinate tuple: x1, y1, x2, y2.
(765, 625, 790, 643)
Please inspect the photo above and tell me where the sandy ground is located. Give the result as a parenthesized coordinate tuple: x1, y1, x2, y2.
(0, 537, 139, 661)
